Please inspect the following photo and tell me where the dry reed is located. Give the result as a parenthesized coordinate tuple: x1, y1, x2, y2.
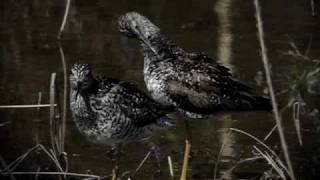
(253, 0, 296, 179)
(168, 156, 174, 179)
(230, 128, 291, 179)
(134, 151, 151, 176)
(58, 42, 68, 155)
(0, 155, 16, 180)
(293, 102, 303, 146)
(0, 104, 57, 108)
(58, 0, 71, 39)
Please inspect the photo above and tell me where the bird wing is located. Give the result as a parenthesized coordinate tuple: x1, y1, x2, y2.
(117, 82, 169, 127)
(162, 56, 265, 114)
(96, 78, 169, 127)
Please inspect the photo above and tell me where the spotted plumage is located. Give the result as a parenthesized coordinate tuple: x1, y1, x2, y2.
(118, 12, 272, 119)
(70, 63, 172, 145)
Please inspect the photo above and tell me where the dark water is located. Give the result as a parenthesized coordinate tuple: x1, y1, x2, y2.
(1, 0, 320, 179)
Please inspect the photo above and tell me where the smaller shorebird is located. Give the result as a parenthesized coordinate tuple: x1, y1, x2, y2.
(118, 12, 272, 180)
(69, 63, 172, 179)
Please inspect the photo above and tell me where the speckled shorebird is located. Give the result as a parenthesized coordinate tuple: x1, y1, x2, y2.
(69, 63, 172, 178)
(118, 12, 272, 179)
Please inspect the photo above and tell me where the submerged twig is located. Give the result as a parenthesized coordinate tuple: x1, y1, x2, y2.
(263, 124, 277, 141)
(254, 1, 296, 179)
(167, 156, 174, 179)
(134, 151, 151, 175)
(293, 102, 303, 146)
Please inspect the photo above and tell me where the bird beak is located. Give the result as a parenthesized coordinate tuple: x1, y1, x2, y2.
(75, 89, 80, 100)
(132, 26, 161, 59)
(75, 82, 81, 100)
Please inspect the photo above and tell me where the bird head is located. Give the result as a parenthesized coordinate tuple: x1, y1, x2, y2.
(118, 12, 160, 41)
(70, 63, 96, 98)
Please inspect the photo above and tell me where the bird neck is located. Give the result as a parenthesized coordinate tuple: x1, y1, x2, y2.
(85, 78, 99, 95)
(141, 35, 174, 64)
(70, 90, 97, 135)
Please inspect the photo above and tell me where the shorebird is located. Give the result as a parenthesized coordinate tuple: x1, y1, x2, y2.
(118, 12, 272, 180)
(69, 63, 172, 179)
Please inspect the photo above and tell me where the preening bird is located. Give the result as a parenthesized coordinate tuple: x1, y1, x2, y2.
(118, 11, 272, 179)
(118, 12, 271, 119)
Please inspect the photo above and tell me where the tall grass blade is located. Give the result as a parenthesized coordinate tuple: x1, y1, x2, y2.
(49, 73, 59, 156)
(0, 144, 64, 173)
(1, 171, 101, 179)
(230, 128, 291, 178)
(0, 155, 16, 180)
(133, 151, 151, 176)
(58, 0, 71, 39)
(253, 146, 286, 180)
(168, 156, 174, 179)
(58, 43, 68, 154)
(0, 104, 57, 108)
(263, 124, 277, 141)
(225, 156, 263, 174)
(253, 0, 296, 179)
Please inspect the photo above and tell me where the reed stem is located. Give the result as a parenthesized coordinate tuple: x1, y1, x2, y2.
(253, 0, 296, 179)
(0, 104, 57, 108)
(180, 120, 192, 180)
(58, 0, 71, 39)
(58, 42, 68, 154)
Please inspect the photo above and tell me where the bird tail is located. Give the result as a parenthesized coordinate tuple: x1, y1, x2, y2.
(233, 93, 273, 112)
(250, 95, 273, 111)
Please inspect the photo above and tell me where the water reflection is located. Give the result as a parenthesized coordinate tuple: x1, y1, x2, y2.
(214, 0, 233, 70)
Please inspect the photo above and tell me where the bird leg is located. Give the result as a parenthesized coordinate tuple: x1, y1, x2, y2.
(180, 120, 192, 180)
(149, 142, 162, 171)
(108, 144, 122, 180)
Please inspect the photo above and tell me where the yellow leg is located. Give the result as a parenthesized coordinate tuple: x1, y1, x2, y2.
(111, 159, 119, 180)
(180, 120, 192, 180)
